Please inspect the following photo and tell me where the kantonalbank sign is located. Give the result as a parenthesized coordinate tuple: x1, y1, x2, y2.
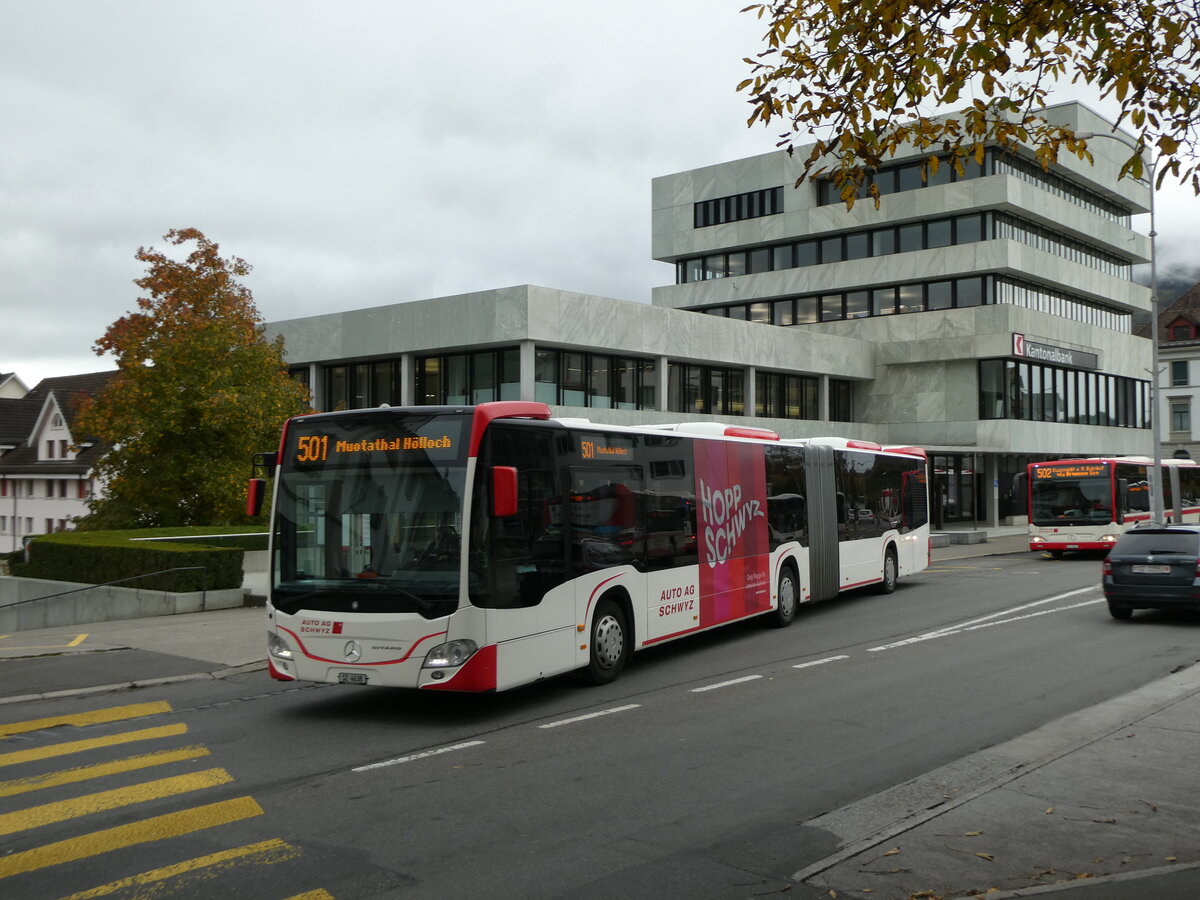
(1012, 333, 1099, 370)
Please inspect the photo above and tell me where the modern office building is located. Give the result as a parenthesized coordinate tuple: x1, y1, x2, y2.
(267, 101, 1156, 528)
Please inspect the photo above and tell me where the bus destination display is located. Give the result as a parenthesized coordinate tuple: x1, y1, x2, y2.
(289, 415, 465, 467)
(1033, 463, 1108, 480)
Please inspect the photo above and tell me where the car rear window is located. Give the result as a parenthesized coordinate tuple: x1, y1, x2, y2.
(1114, 532, 1200, 554)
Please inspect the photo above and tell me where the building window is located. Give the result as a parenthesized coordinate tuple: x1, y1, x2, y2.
(1171, 360, 1189, 386)
(978, 359, 1149, 428)
(532, 349, 655, 409)
(677, 211, 991, 285)
(1171, 399, 1191, 434)
(694, 186, 783, 228)
(756, 372, 819, 420)
(667, 363, 744, 415)
(829, 379, 854, 422)
(1171, 324, 1193, 341)
(321, 359, 403, 411)
(415, 348, 519, 406)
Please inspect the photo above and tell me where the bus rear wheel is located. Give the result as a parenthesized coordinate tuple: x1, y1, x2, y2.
(877, 548, 898, 594)
(584, 598, 629, 685)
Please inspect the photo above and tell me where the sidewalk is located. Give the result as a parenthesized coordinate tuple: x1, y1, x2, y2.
(0, 605, 268, 704)
(4, 528, 1198, 897)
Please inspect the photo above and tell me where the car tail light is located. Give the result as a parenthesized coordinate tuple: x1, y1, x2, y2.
(1102, 558, 1112, 576)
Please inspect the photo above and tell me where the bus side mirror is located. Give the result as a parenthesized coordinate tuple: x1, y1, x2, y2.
(247, 478, 266, 517)
(491, 466, 518, 517)
(1116, 479, 1128, 524)
(1012, 473, 1026, 499)
(253, 451, 278, 479)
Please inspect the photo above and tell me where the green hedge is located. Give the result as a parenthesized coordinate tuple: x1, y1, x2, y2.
(11, 527, 267, 592)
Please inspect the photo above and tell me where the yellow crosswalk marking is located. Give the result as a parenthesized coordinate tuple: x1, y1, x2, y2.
(0, 768, 234, 836)
(52, 838, 302, 900)
(0, 745, 210, 798)
(0, 702, 173, 739)
(0, 723, 188, 768)
(0, 795, 264, 879)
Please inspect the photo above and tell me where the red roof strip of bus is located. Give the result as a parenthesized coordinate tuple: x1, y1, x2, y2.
(886, 446, 927, 458)
(470, 402, 552, 456)
(845, 439, 883, 451)
(724, 426, 780, 441)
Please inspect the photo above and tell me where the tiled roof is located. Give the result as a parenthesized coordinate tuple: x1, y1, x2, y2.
(0, 370, 117, 474)
(1154, 281, 1200, 340)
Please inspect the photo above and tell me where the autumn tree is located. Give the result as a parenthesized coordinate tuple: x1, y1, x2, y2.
(75, 228, 309, 528)
(739, 0, 1200, 205)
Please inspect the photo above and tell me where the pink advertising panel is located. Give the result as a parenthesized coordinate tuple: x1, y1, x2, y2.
(695, 439, 771, 626)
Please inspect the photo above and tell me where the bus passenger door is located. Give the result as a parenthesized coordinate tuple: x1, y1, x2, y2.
(804, 444, 840, 602)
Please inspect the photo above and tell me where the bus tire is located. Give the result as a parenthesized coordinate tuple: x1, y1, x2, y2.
(584, 597, 629, 685)
(767, 565, 798, 628)
(877, 548, 898, 594)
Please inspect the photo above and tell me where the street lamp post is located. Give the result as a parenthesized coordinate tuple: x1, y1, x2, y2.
(1076, 130, 1164, 523)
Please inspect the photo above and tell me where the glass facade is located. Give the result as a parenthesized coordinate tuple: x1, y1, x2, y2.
(677, 209, 1134, 287)
(322, 359, 401, 411)
(694, 187, 784, 228)
(756, 371, 819, 420)
(534, 349, 657, 410)
(415, 349, 520, 406)
(667, 363, 744, 415)
(815, 148, 1132, 223)
(697, 274, 1131, 332)
(978, 359, 1149, 428)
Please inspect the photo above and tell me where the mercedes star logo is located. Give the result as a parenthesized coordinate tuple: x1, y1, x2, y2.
(344, 640, 362, 663)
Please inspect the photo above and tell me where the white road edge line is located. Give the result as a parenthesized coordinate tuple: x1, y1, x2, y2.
(793, 655, 850, 670)
(691, 675, 763, 693)
(868, 586, 1104, 653)
(352, 740, 486, 772)
(538, 704, 642, 729)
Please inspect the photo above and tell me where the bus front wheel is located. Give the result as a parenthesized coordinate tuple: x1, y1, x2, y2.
(877, 549, 898, 594)
(584, 598, 629, 685)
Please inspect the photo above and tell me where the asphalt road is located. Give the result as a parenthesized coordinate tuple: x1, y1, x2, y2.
(4, 553, 1200, 899)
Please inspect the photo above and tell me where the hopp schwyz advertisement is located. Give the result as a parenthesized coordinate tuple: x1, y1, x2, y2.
(695, 440, 771, 626)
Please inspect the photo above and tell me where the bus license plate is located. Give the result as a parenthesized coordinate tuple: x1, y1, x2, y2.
(1132, 564, 1170, 574)
(1066, 544, 1079, 549)
(338, 672, 369, 685)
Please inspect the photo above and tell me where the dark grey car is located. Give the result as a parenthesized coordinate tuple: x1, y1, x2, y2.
(1102, 525, 1200, 619)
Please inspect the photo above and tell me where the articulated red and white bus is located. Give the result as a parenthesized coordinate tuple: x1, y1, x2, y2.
(249, 402, 930, 692)
(1021, 456, 1200, 556)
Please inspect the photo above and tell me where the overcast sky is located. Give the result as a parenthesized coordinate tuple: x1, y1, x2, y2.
(3, 2, 1197, 389)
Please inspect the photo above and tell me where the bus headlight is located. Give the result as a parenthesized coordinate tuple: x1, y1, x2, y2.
(423, 639, 478, 668)
(268, 633, 294, 660)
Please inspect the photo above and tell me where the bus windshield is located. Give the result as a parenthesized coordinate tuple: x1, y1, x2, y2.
(1030, 471, 1113, 526)
(271, 411, 469, 618)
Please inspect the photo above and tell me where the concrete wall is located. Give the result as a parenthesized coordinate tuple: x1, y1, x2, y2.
(0, 576, 246, 632)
